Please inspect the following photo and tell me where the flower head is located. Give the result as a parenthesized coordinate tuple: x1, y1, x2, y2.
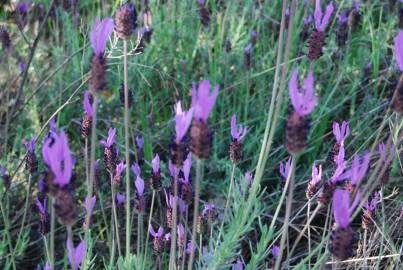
(16, 2, 32, 14)
(345, 152, 371, 186)
(42, 130, 73, 187)
(232, 259, 244, 270)
(83, 91, 93, 117)
(116, 192, 125, 205)
(202, 203, 215, 216)
(36, 197, 47, 215)
(135, 173, 144, 197)
(149, 225, 164, 238)
(191, 80, 219, 121)
(395, 31, 403, 71)
(90, 17, 114, 55)
(66, 240, 86, 269)
(279, 157, 292, 180)
(231, 114, 247, 141)
(337, 10, 349, 25)
(152, 154, 160, 173)
(100, 128, 116, 148)
(364, 191, 379, 212)
(303, 16, 312, 25)
(174, 101, 193, 142)
(136, 136, 144, 148)
(115, 162, 126, 177)
(168, 159, 175, 179)
(84, 195, 96, 219)
(182, 153, 192, 184)
(131, 162, 141, 176)
(289, 69, 318, 116)
(272, 245, 280, 258)
(23, 137, 36, 153)
(245, 171, 253, 186)
(314, 0, 334, 31)
(332, 121, 350, 146)
(309, 164, 322, 186)
(332, 189, 360, 228)
(164, 189, 174, 209)
(178, 223, 185, 241)
(185, 241, 194, 255)
(378, 142, 395, 164)
(331, 146, 347, 183)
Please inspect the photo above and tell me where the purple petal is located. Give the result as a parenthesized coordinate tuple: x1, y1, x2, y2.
(182, 153, 192, 183)
(245, 171, 253, 186)
(175, 102, 194, 142)
(192, 80, 219, 121)
(131, 163, 141, 176)
(157, 227, 164, 237)
(36, 197, 47, 215)
(319, 1, 334, 31)
(310, 164, 322, 185)
(231, 114, 238, 140)
(74, 240, 86, 267)
(136, 136, 144, 148)
(152, 154, 160, 173)
(135, 176, 144, 196)
(177, 223, 185, 239)
(115, 162, 126, 177)
(149, 225, 157, 237)
(314, 0, 323, 30)
(289, 69, 301, 113)
(272, 245, 280, 258)
(85, 195, 96, 217)
(90, 17, 114, 55)
(83, 91, 93, 117)
(332, 189, 350, 228)
(232, 259, 244, 270)
(394, 31, 403, 71)
(106, 128, 116, 147)
(116, 193, 125, 205)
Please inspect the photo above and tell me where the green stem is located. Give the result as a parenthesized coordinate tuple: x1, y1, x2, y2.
(274, 154, 298, 270)
(0, 195, 16, 270)
(169, 171, 179, 270)
(111, 174, 122, 258)
(43, 235, 51, 264)
(50, 197, 55, 270)
(187, 158, 202, 270)
(215, 163, 236, 249)
(143, 190, 156, 269)
(14, 173, 32, 256)
(123, 39, 132, 259)
(67, 225, 76, 270)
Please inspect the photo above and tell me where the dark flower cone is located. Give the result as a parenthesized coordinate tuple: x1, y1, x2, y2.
(336, 22, 348, 47)
(198, 4, 210, 26)
(229, 140, 243, 163)
(361, 209, 374, 230)
(330, 226, 356, 261)
(392, 74, 403, 114)
(135, 196, 146, 214)
(399, 7, 403, 29)
(244, 50, 252, 70)
(170, 140, 188, 167)
(286, 110, 309, 154)
(344, 181, 355, 193)
(196, 214, 204, 234)
(0, 27, 11, 50)
(44, 170, 58, 197)
(115, 4, 137, 40)
(39, 212, 51, 235)
(308, 30, 326, 61)
(113, 174, 121, 186)
(180, 182, 193, 205)
(103, 146, 117, 174)
(55, 187, 76, 226)
(166, 208, 173, 229)
(26, 152, 38, 174)
(80, 115, 92, 138)
(150, 172, 161, 191)
(206, 208, 218, 225)
(153, 237, 164, 254)
(120, 83, 133, 108)
(318, 182, 335, 206)
(136, 147, 145, 166)
(190, 120, 213, 160)
(306, 182, 318, 199)
(348, 10, 361, 32)
(90, 54, 107, 94)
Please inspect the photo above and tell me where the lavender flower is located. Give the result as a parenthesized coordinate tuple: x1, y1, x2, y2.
(332, 121, 350, 146)
(90, 17, 114, 56)
(36, 197, 47, 215)
(115, 162, 126, 177)
(22, 137, 35, 153)
(232, 259, 244, 270)
(174, 101, 193, 142)
(135, 136, 145, 166)
(136, 136, 144, 148)
(245, 171, 253, 186)
(311, 164, 322, 186)
(244, 43, 253, 69)
(185, 240, 193, 255)
(152, 154, 160, 173)
(66, 240, 86, 269)
(314, 0, 334, 32)
(231, 114, 247, 142)
(23, 137, 37, 173)
(100, 128, 116, 148)
(344, 152, 371, 186)
(84, 196, 96, 217)
(16, 2, 32, 14)
(394, 31, 403, 71)
(149, 225, 164, 238)
(177, 223, 185, 247)
(330, 146, 347, 183)
(116, 192, 125, 205)
(362, 191, 379, 229)
(272, 245, 280, 258)
(42, 130, 73, 187)
(364, 192, 379, 212)
(83, 91, 93, 118)
(81, 91, 93, 138)
(332, 189, 360, 228)
(182, 153, 192, 184)
(135, 171, 144, 197)
(279, 157, 292, 180)
(289, 69, 318, 116)
(191, 80, 219, 122)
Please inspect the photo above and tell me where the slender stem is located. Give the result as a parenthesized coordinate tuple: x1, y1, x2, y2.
(137, 214, 143, 256)
(215, 163, 236, 248)
(85, 96, 99, 263)
(14, 173, 32, 254)
(143, 190, 156, 267)
(97, 191, 111, 250)
(111, 174, 122, 257)
(0, 195, 16, 270)
(187, 158, 202, 270)
(109, 212, 116, 268)
(43, 235, 51, 264)
(308, 200, 311, 270)
(50, 197, 56, 270)
(67, 225, 76, 270)
(181, 208, 189, 270)
(274, 154, 298, 270)
(363, 229, 368, 269)
(169, 171, 179, 269)
(123, 39, 132, 258)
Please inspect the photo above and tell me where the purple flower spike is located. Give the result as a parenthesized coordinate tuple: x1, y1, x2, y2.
(272, 245, 280, 258)
(314, 0, 334, 32)
(245, 171, 253, 186)
(23, 137, 36, 153)
(36, 197, 47, 215)
(232, 259, 244, 270)
(332, 121, 350, 146)
(152, 154, 160, 173)
(289, 69, 318, 116)
(100, 128, 116, 147)
(348, 152, 371, 186)
(178, 198, 187, 214)
(231, 114, 247, 141)
(149, 225, 164, 238)
(182, 153, 192, 184)
(352, 0, 360, 11)
(116, 192, 125, 205)
(42, 130, 73, 187)
(136, 136, 144, 148)
(83, 91, 93, 118)
(131, 163, 141, 176)
(331, 146, 347, 183)
(303, 16, 312, 25)
(191, 80, 219, 121)
(178, 223, 185, 239)
(66, 240, 86, 269)
(135, 174, 144, 197)
(115, 162, 126, 177)
(85, 195, 96, 216)
(332, 189, 353, 228)
(164, 189, 174, 208)
(202, 203, 215, 216)
(185, 241, 193, 255)
(364, 191, 379, 211)
(279, 157, 292, 180)
(44, 263, 51, 270)
(394, 31, 403, 71)
(310, 164, 322, 186)
(168, 160, 175, 179)
(337, 11, 349, 25)
(174, 101, 194, 142)
(16, 2, 32, 14)
(90, 17, 114, 56)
